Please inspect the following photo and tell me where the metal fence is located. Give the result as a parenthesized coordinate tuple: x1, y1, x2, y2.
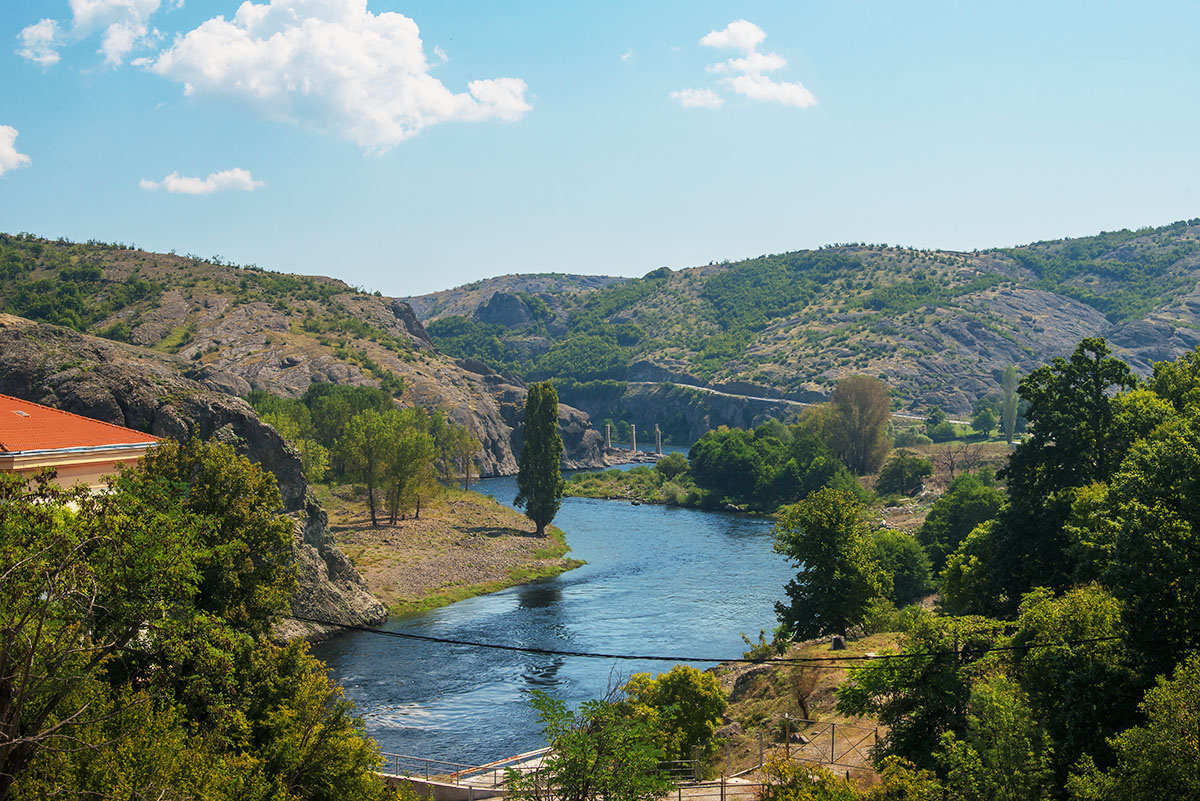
(380, 748, 550, 788)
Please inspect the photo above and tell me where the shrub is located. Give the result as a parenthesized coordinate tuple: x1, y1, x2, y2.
(876, 450, 933, 496)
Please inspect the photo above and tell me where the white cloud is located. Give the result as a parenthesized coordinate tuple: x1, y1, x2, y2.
(140, 167, 262, 194)
(16, 19, 61, 67)
(699, 19, 766, 53)
(620, 48, 633, 62)
(708, 51, 787, 76)
(0, 126, 32, 177)
(145, 0, 532, 152)
(17, 0, 161, 66)
(670, 88, 724, 110)
(724, 74, 815, 107)
(673, 19, 817, 110)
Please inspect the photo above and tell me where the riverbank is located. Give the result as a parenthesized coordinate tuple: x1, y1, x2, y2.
(312, 485, 583, 616)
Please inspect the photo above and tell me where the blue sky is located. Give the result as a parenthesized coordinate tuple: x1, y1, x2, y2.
(1, 1, 1198, 296)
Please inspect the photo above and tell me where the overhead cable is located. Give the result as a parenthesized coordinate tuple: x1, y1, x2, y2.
(288, 614, 1120, 668)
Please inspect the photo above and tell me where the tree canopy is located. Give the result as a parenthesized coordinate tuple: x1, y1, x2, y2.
(516, 381, 566, 535)
(774, 487, 890, 639)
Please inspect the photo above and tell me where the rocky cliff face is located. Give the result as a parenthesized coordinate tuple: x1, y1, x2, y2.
(0, 314, 386, 640)
(0, 237, 610, 478)
(128, 289, 603, 476)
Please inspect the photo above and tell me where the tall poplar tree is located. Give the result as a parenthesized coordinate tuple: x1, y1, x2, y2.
(1001, 364, 1019, 444)
(515, 381, 565, 536)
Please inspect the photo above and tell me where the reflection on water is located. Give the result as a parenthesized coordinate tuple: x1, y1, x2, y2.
(517, 582, 563, 609)
(313, 468, 792, 765)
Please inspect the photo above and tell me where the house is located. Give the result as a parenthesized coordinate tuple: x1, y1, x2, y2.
(0, 394, 159, 490)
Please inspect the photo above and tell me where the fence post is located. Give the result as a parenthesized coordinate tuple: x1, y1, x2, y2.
(830, 723, 836, 765)
(758, 730, 764, 770)
(721, 774, 726, 801)
(784, 714, 790, 759)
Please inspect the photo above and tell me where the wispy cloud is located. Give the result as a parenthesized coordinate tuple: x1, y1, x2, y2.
(17, 0, 162, 67)
(16, 19, 61, 67)
(672, 19, 816, 110)
(144, 0, 531, 153)
(139, 167, 262, 195)
(620, 48, 634, 62)
(670, 88, 724, 110)
(0, 126, 32, 177)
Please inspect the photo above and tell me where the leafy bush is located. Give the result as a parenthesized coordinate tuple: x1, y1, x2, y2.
(873, 529, 933, 606)
(876, 450, 933, 496)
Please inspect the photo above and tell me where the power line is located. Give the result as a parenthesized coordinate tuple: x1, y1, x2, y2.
(289, 615, 1120, 668)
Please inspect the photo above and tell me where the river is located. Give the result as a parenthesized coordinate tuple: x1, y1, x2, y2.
(312, 459, 794, 766)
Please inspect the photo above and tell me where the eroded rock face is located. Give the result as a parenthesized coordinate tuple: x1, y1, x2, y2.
(474, 292, 533, 327)
(130, 291, 606, 478)
(0, 315, 386, 640)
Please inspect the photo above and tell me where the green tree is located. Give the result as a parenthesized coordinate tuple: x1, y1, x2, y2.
(875, 450, 932, 496)
(1067, 651, 1200, 801)
(986, 338, 1136, 611)
(621, 665, 727, 764)
(1010, 586, 1135, 784)
(934, 676, 1054, 801)
(515, 381, 566, 536)
(385, 422, 437, 523)
(654, 452, 689, 481)
(836, 614, 1003, 770)
(828, 375, 892, 474)
(338, 408, 399, 526)
(1, 444, 389, 801)
(872, 530, 933, 606)
(0, 472, 201, 798)
(506, 691, 671, 801)
(927, 420, 957, 443)
(688, 427, 768, 505)
(121, 438, 297, 635)
(1001, 365, 1019, 443)
(970, 406, 997, 437)
(1099, 409, 1200, 678)
(917, 473, 1005, 573)
(774, 488, 890, 639)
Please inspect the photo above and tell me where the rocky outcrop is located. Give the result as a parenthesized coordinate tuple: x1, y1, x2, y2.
(455, 359, 605, 471)
(475, 292, 534, 327)
(118, 289, 606, 478)
(0, 315, 386, 639)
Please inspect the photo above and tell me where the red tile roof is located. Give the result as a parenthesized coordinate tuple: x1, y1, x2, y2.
(0, 394, 159, 454)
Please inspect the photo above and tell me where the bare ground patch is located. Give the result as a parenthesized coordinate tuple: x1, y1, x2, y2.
(320, 487, 583, 616)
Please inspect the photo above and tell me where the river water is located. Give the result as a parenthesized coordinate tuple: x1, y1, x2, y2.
(312, 460, 794, 766)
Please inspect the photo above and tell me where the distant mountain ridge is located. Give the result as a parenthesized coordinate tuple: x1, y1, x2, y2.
(405, 219, 1200, 414)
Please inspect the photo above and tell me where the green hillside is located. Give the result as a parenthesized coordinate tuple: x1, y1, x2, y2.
(414, 219, 1200, 414)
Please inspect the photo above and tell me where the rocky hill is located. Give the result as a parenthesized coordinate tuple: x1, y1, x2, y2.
(408, 219, 1200, 415)
(400, 273, 626, 322)
(0, 235, 604, 475)
(0, 314, 385, 640)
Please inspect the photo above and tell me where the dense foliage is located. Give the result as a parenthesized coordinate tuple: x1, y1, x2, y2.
(749, 337, 1200, 800)
(249, 385, 479, 516)
(0, 440, 390, 801)
(505, 690, 671, 801)
(773, 488, 891, 639)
